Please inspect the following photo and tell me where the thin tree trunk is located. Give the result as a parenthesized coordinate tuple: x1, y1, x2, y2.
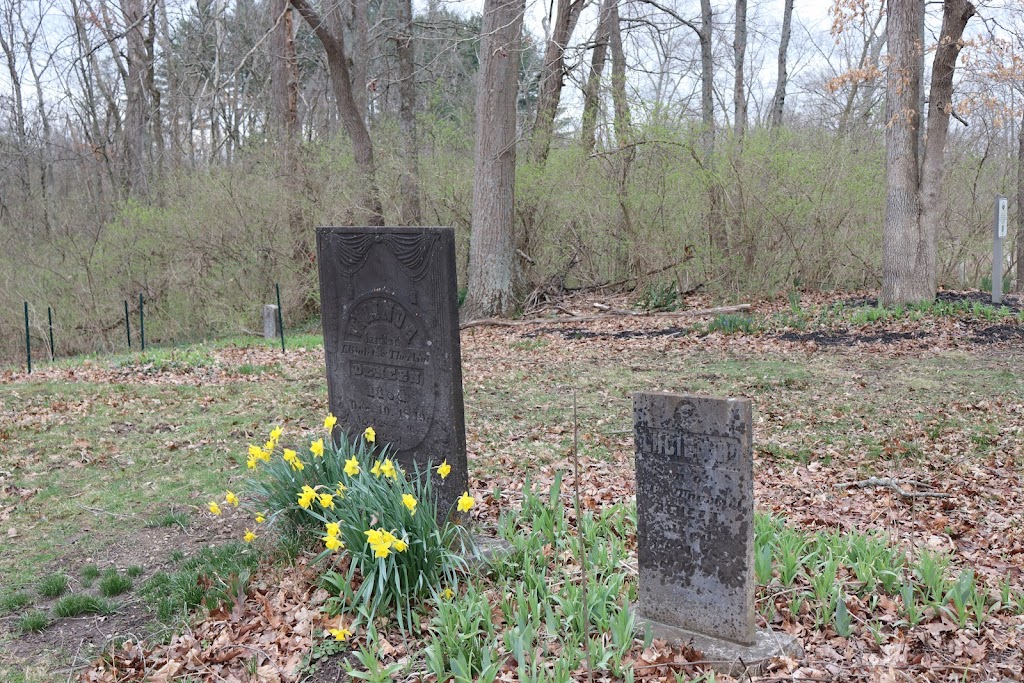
(769, 0, 794, 129)
(1018, 108, 1024, 292)
(395, 0, 422, 224)
(530, 0, 584, 163)
(463, 0, 524, 319)
(581, 0, 613, 154)
(733, 0, 746, 138)
(700, 0, 726, 259)
(291, 0, 383, 225)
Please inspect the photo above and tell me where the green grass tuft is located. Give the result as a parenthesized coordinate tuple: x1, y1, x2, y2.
(0, 591, 33, 614)
(145, 512, 189, 529)
(37, 574, 69, 598)
(98, 570, 133, 597)
(17, 610, 50, 633)
(53, 594, 116, 618)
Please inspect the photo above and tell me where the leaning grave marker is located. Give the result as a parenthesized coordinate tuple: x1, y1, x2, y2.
(317, 227, 468, 519)
(633, 392, 798, 672)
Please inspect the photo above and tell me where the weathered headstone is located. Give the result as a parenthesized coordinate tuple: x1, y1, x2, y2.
(317, 227, 468, 519)
(633, 392, 798, 672)
(263, 305, 280, 340)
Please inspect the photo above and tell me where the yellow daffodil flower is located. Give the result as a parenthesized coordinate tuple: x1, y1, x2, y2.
(270, 426, 283, 442)
(324, 413, 337, 432)
(441, 587, 454, 600)
(437, 460, 451, 479)
(457, 491, 475, 513)
(328, 627, 351, 641)
(208, 501, 222, 516)
(248, 444, 263, 459)
(310, 439, 325, 458)
(335, 482, 347, 497)
(283, 449, 304, 472)
(247, 456, 258, 470)
(255, 513, 266, 524)
(363, 426, 376, 443)
(298, 486, 316, 509)
(324, 535, 344, 551)
(244, 529, 256, 543)
(402, 494, 417, 516)
(325, 522, 341, 537)
(264, 440, 275, 452)
(380, 459, 397, 479)
(225, 490, 239, 507)
(344, 457, 360, 477)
(319, 492, 335, 509)
(393, 537, 408, 553)
(364, 529, 385, 546)
(373, 544, 391, 558)
(370, 461, 382, 477)
(258, 448, 271, 462)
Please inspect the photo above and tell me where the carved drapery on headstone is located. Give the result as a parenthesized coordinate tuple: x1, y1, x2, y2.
(317, 227, 468, 519)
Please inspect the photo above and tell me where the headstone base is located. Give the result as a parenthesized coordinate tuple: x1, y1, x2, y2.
(631, 609, 802, 677)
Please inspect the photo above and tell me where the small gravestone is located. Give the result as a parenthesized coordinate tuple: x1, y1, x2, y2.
(633, 392, 799, 674)
(263, 305, 280, 340)
(317, 227, 468, 519)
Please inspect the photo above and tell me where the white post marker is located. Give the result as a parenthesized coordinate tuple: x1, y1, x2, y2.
(993, 195, 1008, 305)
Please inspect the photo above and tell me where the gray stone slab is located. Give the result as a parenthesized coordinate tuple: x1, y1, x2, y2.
(317, 227, 468, 520)
(633, 392, 755, 645)
(263, 304, 280, 339)
(631, 609, 802, 677)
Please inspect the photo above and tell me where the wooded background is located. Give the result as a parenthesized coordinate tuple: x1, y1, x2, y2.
(0, 0, 1020, 360)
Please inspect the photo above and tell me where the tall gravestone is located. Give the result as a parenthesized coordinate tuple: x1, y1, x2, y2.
(317, 227, 468, 519)
(633, 392, 798, 672)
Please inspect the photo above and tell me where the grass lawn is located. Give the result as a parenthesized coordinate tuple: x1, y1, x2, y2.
(1, 293, 1023, 681)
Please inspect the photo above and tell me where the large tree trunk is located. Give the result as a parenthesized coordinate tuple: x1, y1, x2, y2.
(290, 0, 383, 225)
(121, 0, 151, 195)
(530, 0, 583, 163)
(733, 0, 746, 138)
(271, 0, 301, 142)
(395, 0, 422, 224)
(608, 1, 630, 145)
(463, 0, 524, 320)
(580, 0, 614, 154)
(769, 0, 794, 129)
(882, 0, 974, 306)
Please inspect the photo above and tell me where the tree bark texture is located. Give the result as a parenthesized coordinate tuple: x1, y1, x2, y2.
(581, 0, 613, 154)
(271, 0, 301, 142)
(530, 0, 584, 163)
(395, 0, 422, 224)
(769, 0, 794, 129)
(733, 0, 746, 138)
(464, 0, 524, 319)
(699, 0, 726, 258)
(290, 0, 383, 225)
(882, 0, 974, 306)
(608, 2, 630, 144)
(121, 0, 151, 195)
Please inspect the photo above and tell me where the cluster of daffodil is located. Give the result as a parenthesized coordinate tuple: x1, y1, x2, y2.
(212, 413, 474, 636)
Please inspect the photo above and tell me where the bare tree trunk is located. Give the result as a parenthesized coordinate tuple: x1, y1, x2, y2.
(348, 0, 369, 119)
(463, 0, 524, 319)
(0, 16, 30, 202)
(882, 0, 974, 306)
(291, 0, 383, 225)
(581, 0, 613, 154)
(608, 2, 630, 145)
(271, 0, 301, 141)
(530, 0, 584, 163)
(395, 0, 422, 224)
(917, 0, 974, 293)
(1018, 108, 1024, 293)
(733, 0, 746, 138)
(700, 0, 726, 259)
(769, 0, 794, 129)
(121, 0, 150, 195)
